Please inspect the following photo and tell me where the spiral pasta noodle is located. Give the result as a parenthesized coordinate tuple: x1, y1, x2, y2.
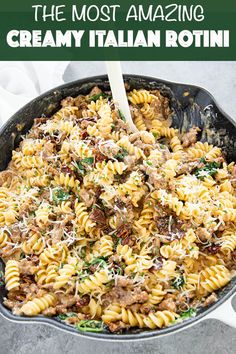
(5, 260, 20, 291)
(21, 293, 57, 316)
(0, 86, 235, 334)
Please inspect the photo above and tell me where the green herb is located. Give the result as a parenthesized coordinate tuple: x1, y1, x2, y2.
(88, 92, 111, 102)
(20, 252, 25, 260)
(152, 132, 158, 138)
(80, 248, 86, 259)
(52, 188, 70, 203)
(76, 320, 104, 333)
(82, 157, 94, 165)
(146, 160, 153, 166)
(115, 148, 129, 161)
(74, 157, 94, 175)
(130, 272, 137, 278)
(59, 262, 65, 269)
(172, 275, 185, 290)
(57, 312, 77, 320)
(86, 257, 108, 269)
(118, 109, 126, 122)
(194, 161, 221, 180)
(115, 266, 123, 275)
(74, 161, 86, 175)
(179, 308, 197, 320)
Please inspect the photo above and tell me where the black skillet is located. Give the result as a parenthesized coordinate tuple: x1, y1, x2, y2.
(0, 75, 235, 340)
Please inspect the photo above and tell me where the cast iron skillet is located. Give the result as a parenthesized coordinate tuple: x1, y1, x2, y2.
(0, 75, 235, 341)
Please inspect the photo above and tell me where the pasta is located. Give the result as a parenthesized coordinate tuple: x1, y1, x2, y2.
(5, 260, 20, 291)
(20, 293, 57, 316)
(0, 86, 235, 334)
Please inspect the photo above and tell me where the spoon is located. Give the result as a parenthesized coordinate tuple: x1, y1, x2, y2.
(106, 61, 138, 133)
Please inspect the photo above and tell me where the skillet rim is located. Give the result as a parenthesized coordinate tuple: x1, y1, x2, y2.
(0, 74, 235, 340)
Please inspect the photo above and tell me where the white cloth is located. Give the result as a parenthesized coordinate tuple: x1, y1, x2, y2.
(0, 61, 69, 126)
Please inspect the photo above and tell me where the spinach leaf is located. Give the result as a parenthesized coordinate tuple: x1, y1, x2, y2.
(114, 148, 129, 161)
(82, 157, 94, 165)
(84, 257, 108, 270)
(172, 275, 185, 290)
(57, 312, 77, 320)
(53, 188, 70, 203)
(76, 320, 104, 333)
(179, 308, 197, 320)
(74, 161, 86, 175)
(194, 161, 221, 180)
(74, 157, 94, 175)
(88, 93, 111, 102)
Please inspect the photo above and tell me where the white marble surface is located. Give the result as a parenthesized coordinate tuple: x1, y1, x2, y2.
(0, 61, 236, 354)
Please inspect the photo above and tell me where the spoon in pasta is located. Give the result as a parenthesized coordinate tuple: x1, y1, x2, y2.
(106, 61, 138, 133)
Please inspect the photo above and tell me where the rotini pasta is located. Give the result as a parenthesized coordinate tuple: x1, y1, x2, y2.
(0, 86, 235, 335)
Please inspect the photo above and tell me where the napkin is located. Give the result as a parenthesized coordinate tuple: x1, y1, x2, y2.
(0, 61, 69, 126)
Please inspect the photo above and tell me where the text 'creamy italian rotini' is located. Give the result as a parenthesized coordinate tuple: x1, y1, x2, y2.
(0, 86, 235, 333)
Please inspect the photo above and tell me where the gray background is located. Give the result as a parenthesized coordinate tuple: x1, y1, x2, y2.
(1, 61, 236, 353)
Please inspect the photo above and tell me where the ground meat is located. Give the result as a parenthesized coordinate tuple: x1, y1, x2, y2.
(89, 208, 106, 225)
(116, 200, 136, 223)
(80, 120, 96, 129)
(116, 119, 129, 131)
(79, 188, 96, 208)
(148, 171, 168, 190)
(49, 225, 63, 245)
(203, 293, 218, 307)
(57, 294, 78, 307)
(121, 235, 136, 247)
(3, 299, 20, 310)
(66, 316, 82, 324)
(108, 321, 130, 333)
(0, 170, 16, 187)
(1, 248, 22, 262)
(73, 94, 87, 108)
(139, 303, 153, 314)
(158, 296, 177, 313)
(42, 307, 57, 316)
(76, 295, 90, 308)
(176, 161, 199, 175)
(34, 117, 48, 125)
(205, 244, 221, 255)
(61, 165, 74, 175)
(42, 141, 55, 159)
(18, 260, 37, 275)
(150, 90, 171, 120)
(97, 141, 120, 159)
(116, 277, 134, 288)
(126, 303, 142, 312)
(154, 213, 185, 240)
(103, 286, 148, 307)
(88, 86, 102, 97)
(117, 224, 132, 239)
(9, 226, 22, 243)
(181, 127, 200, 148)
(61, 96, 75, 107)
(94, 150, 107, 163)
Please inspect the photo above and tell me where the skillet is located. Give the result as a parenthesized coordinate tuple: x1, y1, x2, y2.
(0, 74, 235, 340)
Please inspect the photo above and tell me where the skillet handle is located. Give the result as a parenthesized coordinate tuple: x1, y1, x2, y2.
(204, 293, 236, 328)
